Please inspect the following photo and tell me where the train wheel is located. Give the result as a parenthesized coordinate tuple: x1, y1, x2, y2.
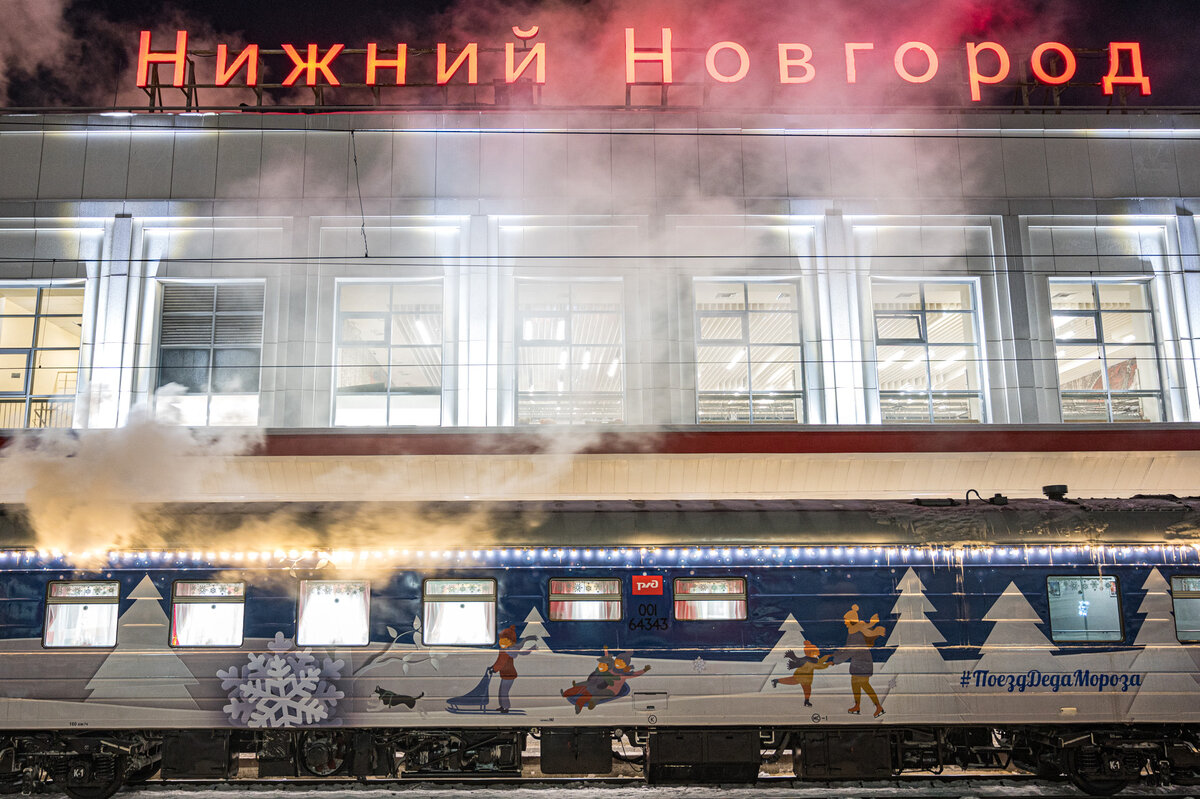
(58, 757, 124, 799)
(1065, 749, 1130, 797)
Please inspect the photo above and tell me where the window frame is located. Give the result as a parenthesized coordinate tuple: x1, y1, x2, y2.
(515, 277, 626, 425)
(871, 278, 987, 424)
(332, 279, 445, 427)
(169, 580, 246, 648)
(1045, 574, 1125, 644)
(296, 579, 372, 648)
(1048, 277, 1164, 424)
(548, 576, 623, 622)
(671, 576, 748, 622)
(1170, 574, 1200, 644)
(421, 577, 498, 646)
(42, 580, 120, 649)
(154, 280, 265, 426)
(692, 279, 806, 424)
(0, 283, 84, 429)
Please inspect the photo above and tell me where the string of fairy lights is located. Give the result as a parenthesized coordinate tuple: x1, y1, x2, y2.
(1, 542, 1196, 569)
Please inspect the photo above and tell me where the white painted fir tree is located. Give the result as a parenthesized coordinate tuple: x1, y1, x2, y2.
(971, 581, 1057, 718)
(86, 575, 198, 708)
(520, 606, 550, 652)
(877, 568, 957, 718)
(762, 613, 816, 691)
(1128, 568, 1200, 720)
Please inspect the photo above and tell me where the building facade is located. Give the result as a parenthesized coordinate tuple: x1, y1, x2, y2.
(1, 110, 1199, 502)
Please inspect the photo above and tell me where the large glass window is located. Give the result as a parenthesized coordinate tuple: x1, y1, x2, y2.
(156, 282, 264, 426)
(297, 580, 370, 647)
(44, 581, 118, 648)
(549, 578, 622, 621)
(334, 281, 442, 426)
(1172, 576, 1200, 643)
(422, 579, 496, 645)
(872, 280, 985, 423)
(1050, 280, 1163, 422)
(1047, 576, 1122, 642)
(673, 577, 747, 621)
(171, 581, 245, 647)
(0, 286, 83, 429)
(516, 280, 624, 425)
(694, 281, 803, 423)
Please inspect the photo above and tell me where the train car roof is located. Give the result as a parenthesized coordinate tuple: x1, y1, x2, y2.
(2, 496, 1199, 550)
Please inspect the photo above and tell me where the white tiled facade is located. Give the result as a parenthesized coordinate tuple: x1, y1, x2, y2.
(1, 111, 1199, 431)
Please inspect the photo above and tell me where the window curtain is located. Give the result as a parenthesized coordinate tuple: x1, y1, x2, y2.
(550, 600, 621, 621)
(298, 584, 369, 646)
(45, 604, 118, 647)
(423, 601, 495, 645)
(171, 603, 244, 646)
(673, 599, 747, 621)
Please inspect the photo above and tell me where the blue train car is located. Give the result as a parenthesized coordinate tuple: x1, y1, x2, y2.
(1, 534, 1199, 794)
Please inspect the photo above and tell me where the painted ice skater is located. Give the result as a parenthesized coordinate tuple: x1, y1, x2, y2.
(772, 640, 831, 706)
(828, 604, 887, 718)
(488, 625, 538, 713)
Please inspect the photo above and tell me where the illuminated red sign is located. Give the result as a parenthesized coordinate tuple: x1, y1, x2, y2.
(633, 575, 663, 595)
(135, 29, 1151, 98)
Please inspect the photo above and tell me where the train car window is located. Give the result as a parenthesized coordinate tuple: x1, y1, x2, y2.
(1046, 576, 1123, 642)
(44, 581, 119, 647)
(170, 581, 245, 647)
(297, 580, 370, 647)
(673, 577, 747, 621)
(1171, 576, 1200, 642)
(549, 578, 622, 621)
(423, 579, 496, 645)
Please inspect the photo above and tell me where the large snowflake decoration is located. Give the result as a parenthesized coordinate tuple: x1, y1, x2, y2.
(217, 632, 345, 728)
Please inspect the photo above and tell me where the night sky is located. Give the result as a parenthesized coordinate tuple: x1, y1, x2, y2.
(2, 0, 1199, 109)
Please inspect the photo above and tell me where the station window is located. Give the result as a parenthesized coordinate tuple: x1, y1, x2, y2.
(1172, 576, 1200, 643)
(1049, 279, 1163, 423)
(155, 282, 265, 426)
(170, 581, 245, 647)
(516, 279, 625, 425)
(694, 280, 804, 424)
(334, 281, 443, 426)
(673, 577, 747, 621)
(297, 580, 370, 647)
(0, 285, 83, 429)
(44, 581, 119, 648)
(549, 578, 622, 621)
(872, 280, 985, 423)
(423, 579, 496, 645)
(1046, 576, 1122, 642)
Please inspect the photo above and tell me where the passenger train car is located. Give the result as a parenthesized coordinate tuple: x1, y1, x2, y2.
(1, 498, 1199, 796)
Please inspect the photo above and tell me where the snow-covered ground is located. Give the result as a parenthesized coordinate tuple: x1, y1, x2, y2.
(121, 781, 1199, 799)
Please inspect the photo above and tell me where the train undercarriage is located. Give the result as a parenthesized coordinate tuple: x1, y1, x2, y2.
(3, 725, 1200, 797)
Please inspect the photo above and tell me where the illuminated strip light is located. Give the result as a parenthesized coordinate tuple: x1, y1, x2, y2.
(0, 543, 1194, 569)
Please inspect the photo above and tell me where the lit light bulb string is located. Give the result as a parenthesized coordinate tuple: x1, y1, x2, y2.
(0, 543, 1197, 570)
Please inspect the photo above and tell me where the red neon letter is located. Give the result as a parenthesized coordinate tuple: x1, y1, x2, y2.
(1030, 42, 1076, 85)
(844, 42, 874, 83)
(281, 43, 344, 86)
(505, 42, 546, 83)
(894, 41, 938, 83)
(366, 44, 407, 85)
(1103, 42, 1151, 95)
(965, 42, 1010, 101)
(777, 44, 815, 84)
(136, 30, 187, 88)
(437, 43, 478, 84)
(625, 27, 673, 83)
(706, 41, 750, 83)
(215, 44, 258, 86)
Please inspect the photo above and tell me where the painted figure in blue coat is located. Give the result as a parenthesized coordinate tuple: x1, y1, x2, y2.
(828, 604, 887, 718)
